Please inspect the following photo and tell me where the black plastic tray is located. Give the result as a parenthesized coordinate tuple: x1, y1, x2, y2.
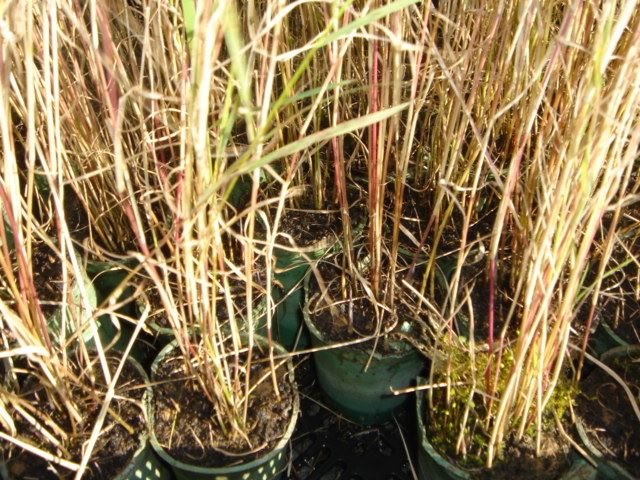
(283, 356, 417, 480)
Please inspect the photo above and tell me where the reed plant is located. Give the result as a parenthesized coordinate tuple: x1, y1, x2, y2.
(0, 3, 148, 476)
(99, 0, 417, 456)
(299, 0, 438, 350)
(415, 0, 640, 469)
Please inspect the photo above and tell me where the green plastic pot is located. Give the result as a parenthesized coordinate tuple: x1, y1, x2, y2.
(146, 314, 175, 351)
(587, 322, 629, 359)
(114, 439, 172, 480)
(575, 419, 634, 480)
(114, 356, 172, 480)
(575, 345, 640, 480)
(148, 337, 299, 480)
(2, 356, 170, 480)
(85, 259, 153, 363)
(273, 240, 335, 292)
(258, 285, 309, 351)
(267, 235, 337, 351)
(415, 386, 472, 480)
(228, 173, 268, 209)
(85, 258, 139, 295)
(47, 259, 99, 346)
(302, 292, 424, 425)
(415, 385, 597, 480)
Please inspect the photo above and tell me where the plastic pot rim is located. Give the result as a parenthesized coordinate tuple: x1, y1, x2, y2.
(574, 346, 640, 480)
(147, 337, 300, 475)
(574, 416, 636, 480)
(273, 233, 337, 257)
(145, 296, 269, 338)
(302, 288, 416, 361)
(415, 379, 473, 479)
(256, 210, 339, 261)
(113, 355, 155, 480)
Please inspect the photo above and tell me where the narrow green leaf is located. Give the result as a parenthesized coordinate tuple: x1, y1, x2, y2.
(318, 0, 420, 49)
(181, 0, 195, 50)
(229, 102, 410, 177)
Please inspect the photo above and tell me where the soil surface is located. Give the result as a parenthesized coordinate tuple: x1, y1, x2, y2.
(422, 400, 571, 480)
(13, 230, 86, 321)
(63, 187, 90, 244)
(31, 243, 64, 318)
(307, 261, 410, 355)
(268, 196, 367, 250)
(278, 208, 340, 248)
(475, 426, 571, 479)
(382, 183, 430, 258)
(576, 350, 640, 477)
(414, 251, 515, 346)
(152, 343, 295, 467)
(7, 355, 146, 479)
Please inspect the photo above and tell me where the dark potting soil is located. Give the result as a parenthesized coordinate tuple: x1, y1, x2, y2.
(152, 345, 295, 468)
(475, 426, 571, 480)
(382, 184, 430, 258)
(422, 399, 571, 480)
(576, 351, 640, 477)
(278, 209, 340, 248)
(62, 187, 90, 244)
(307, 262, 411, 355)
(310, 293, 400, 354)
(145, 285, 172, 332)
(576, 270, 640, 346)
(422, 254, 514, 345)
(265, 195, 367, 249)
(26, 238, 91, 320)
(30, 243, 64, 319)
(8, 355, 146, 480)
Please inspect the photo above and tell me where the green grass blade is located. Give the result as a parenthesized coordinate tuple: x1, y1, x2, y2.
(228, 102, 410, 177)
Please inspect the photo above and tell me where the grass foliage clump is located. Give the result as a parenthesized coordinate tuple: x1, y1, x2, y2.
(0, 0, 638, 476)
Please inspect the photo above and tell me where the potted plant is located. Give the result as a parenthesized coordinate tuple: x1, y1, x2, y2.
(411, 1, 639, 477)
(257, 200, 340, 351)
(0, 28, 167, 475)
(109, 1, 312, 476)
(299, 0, 434, 425)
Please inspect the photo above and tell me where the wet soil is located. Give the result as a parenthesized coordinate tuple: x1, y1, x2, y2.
(152, 343, 295, 467)
(7, 355, 146, 480)
(576, 350, 640, 477)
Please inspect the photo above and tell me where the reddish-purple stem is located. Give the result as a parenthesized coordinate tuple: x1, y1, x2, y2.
(368, 39, 379, 297)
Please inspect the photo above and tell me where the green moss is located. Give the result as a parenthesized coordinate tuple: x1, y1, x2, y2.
(425, 337, 574, 470)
